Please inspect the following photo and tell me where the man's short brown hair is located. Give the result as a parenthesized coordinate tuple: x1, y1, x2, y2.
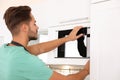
(3, 6, 31, 35)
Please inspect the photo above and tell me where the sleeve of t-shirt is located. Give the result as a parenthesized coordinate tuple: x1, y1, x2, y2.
(16, 53, 53, 80)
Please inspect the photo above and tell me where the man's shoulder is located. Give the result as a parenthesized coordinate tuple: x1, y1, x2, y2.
(0, 44, 30, 58)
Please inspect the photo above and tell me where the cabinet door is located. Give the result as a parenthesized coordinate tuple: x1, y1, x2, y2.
(91, 2, 120, 80)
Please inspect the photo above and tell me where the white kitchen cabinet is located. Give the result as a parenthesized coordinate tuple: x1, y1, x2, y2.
(32, 0, 90, 32)
(91, 0, 120, 80)
(91, 0, 120, 9)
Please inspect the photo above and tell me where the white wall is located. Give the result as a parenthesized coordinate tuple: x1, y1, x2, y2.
(0, 0, 90, 33)
(0, 13, 12, 44)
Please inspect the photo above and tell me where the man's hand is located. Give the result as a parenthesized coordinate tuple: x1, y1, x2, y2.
(83, 60, 90, 74)
(67, 26, 84, 41)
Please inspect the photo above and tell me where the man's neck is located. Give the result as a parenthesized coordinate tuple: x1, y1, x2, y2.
(12, 36, 29, 48)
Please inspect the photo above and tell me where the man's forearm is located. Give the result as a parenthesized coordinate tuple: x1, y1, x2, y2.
(27, 37, 70, 55)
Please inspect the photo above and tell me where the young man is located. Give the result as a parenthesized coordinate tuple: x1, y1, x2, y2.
(0, 6, 89, 80)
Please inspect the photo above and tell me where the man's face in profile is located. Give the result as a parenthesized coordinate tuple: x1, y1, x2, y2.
(28, 14, 39, 41)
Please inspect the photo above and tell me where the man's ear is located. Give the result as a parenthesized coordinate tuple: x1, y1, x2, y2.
(20, 24, 29, 32)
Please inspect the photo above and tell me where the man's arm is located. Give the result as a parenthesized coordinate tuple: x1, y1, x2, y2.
(50, 60, 90, 80)
(27, 26, 83, 55)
